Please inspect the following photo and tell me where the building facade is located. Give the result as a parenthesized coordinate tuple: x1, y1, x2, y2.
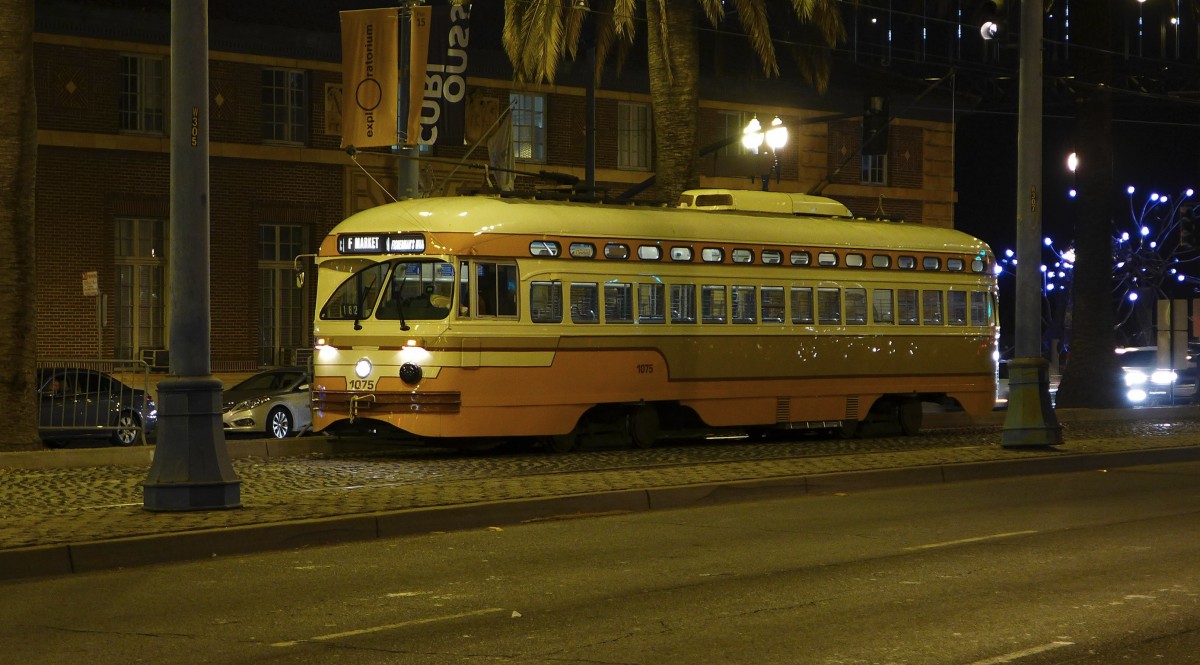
(32, 2, 959, 370)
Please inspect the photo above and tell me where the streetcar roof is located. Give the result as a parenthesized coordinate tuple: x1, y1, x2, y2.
(320, 194, 990, 257)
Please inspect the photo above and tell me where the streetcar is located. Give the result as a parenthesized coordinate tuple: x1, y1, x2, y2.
(307, 189, 998, 450)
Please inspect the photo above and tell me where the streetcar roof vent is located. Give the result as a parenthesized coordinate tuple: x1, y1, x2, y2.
(678, 189, 852, 218)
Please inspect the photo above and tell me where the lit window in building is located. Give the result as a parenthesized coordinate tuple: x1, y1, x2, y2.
(510, 92, 546, 163)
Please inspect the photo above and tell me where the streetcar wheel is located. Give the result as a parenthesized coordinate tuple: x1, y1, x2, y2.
(545, 431, 578, 453)
(628, 406, 659, 449)
(838, 419, 859, 439)
(897, 399, 923, 436)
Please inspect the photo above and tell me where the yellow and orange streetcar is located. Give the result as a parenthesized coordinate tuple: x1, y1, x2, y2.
(308, 189, 998, 450)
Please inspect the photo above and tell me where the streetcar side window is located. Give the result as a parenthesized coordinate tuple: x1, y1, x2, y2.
(970, 291, 989, 326)
(947, 291, 968, 325)
(817, 287, 841, 325)
(897, 289, 919, 324)
(761, 286, 785, 323)
(530, 281, 563, 323)
(605, 283, 634, 323)
(638, 283, 666, 324)
(731, 286, 756, 323)
(497, 264, 518, 316)
(790, 287, 814, 324)
(570, 283, 599, 323)
(474, 262, 519, 317)
(922, 290, 944, 325)
(670, 284, 697, 323)
(701, 285, 727, 323)
(845, 288, 867, 325)
(873, 289, 895, 324)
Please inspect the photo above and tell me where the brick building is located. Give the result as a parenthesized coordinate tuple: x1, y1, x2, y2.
(32, 1, 960, 370)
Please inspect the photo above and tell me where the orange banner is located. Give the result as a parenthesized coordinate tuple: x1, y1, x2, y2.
(339, 8, 399, 149)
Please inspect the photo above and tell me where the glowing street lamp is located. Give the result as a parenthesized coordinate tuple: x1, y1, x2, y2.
(743, 115, 788, 191)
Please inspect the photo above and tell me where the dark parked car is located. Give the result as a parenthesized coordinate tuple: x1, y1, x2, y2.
(37, 367, 157, 447)
(221, 368, 312, 439)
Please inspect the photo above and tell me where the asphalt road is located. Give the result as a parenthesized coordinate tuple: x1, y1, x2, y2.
(4, 459, 1200, 664)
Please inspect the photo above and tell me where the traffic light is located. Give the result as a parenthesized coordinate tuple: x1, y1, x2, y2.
(862, 95, 889, 157)
(1181, 205, 1196, 250)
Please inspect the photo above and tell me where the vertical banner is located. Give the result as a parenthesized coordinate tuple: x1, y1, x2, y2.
(407, 4, 469, 146)
(406, 5, 431, 144)
(340, 8, 399, 149)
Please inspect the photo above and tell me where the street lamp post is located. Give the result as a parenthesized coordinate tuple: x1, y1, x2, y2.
(742, 116, 788, 191)
(1001, 0, 1062, 447)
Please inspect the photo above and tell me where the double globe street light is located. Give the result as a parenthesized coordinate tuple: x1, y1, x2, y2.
(742, 115, 788, 191)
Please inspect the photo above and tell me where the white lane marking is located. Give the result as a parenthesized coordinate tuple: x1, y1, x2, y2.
(905, 530, 1039, 551)
(965, 641, 1075, 664)
(271, 607, 506, 647)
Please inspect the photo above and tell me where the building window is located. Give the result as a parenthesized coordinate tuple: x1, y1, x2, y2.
(119, 55, 165, 134)
(262, 68, 307, 144)
(618, 102, 651, 170)
(716, 110, 753, 156)
(259, 225, 307, 366)
(861, 153, 886, 185)
(511, 92, 546, 163)
(115, 218, 167, 360)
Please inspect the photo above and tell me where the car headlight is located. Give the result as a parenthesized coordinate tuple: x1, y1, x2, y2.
(1124, 370, 1148, 387)
(234, 396, 271, 411)
(1150, 370, 1177, 385)
(1127, 388, 1149, 403)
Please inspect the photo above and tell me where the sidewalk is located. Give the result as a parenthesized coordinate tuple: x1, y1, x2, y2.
(3, 407, 1200, 582)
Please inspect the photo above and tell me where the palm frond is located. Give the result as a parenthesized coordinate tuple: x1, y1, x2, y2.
(611, 0, 636, 37)
(696, 0, 724, 27)
(730, 0, 778, 77)
(563, 1, 588, 61)
(520, 0, 566, 83)
(791, 0, 847, 45)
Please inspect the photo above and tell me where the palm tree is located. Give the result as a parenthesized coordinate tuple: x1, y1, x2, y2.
(502, 0, 845, 203)
(0, 0, 42, 450)
(1053, 1, 1124, 408)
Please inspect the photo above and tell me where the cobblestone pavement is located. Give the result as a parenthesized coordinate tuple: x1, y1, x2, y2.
(3, 416, 1200, 558)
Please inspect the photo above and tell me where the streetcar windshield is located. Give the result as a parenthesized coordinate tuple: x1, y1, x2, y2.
(376, 261, 455, 321)
(319, 262, 389, 321)
(319, 260, 454, 322)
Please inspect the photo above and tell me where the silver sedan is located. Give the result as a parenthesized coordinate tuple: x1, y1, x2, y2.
(221, 368, 311, 438)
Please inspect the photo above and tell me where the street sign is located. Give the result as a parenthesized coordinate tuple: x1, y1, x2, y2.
(82, 271, 98, 297)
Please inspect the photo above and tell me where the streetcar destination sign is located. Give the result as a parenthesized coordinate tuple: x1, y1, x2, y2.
(337, 233, 426, 254)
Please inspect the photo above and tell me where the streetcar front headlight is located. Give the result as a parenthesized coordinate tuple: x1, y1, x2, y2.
(354, 358, 372, 379)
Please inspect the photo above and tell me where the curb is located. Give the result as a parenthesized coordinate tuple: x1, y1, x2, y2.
(5, 443, 1199, 582)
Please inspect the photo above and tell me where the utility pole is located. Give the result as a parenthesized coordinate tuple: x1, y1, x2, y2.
(144, 0, 242, 509)
(1001, 0, 1062, 447)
